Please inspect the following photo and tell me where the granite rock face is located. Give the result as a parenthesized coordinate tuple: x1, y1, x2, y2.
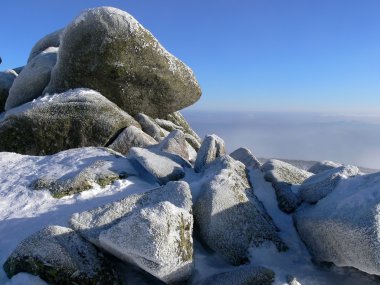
(230, 147, 262, 169)
(194, 134, 226, 173)
(262, 159, 313, 185)
(44, 7, 201, 117)
(28, 28, 64, 62)
(308, 160, 342, 174)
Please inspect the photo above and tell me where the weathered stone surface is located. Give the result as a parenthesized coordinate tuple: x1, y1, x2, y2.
(164, 111, 201, 142)
(108, 125, 156, 155)
(156, 130, 189, 161)
(194, 156, 287, 265)
(198, 265, 275, 285)
(0, 88, 139, 155)
(272, 182, 301, 214)
(194, 134, 226, 173)
(70, 181, 193, 283)
(230, 147, 262, 169)
(128, 147, 186, 185)
(135, 113, 166, 141)
(0, 70, 17, 112)
(5, 47, 58, 111)
(155, 118, 184, 132)
(294, 172, 380, 275)
(308, 160, 342, 174)
(262, 159, 313, 185)
(44, 7, 201, 117)
(299, 165, 360, 203)
(28, 28, 64, 62)
(3, 225, 119, 285)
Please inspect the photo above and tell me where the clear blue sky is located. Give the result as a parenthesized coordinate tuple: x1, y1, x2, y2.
(1, 0, 379, 113)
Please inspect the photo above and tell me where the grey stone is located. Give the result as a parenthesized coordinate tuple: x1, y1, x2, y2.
(156, 130, 189, 161)
(12, 66, 24, 74)
(194, 156, 287, 265)
(230, 147, 262, 169)
(108, 125, 157, 155)
(28, 28, 64, 62)
(299, 165, 360, 203)
(3, 225, 119, 285)
(308, 160, 342, 174)
(0, 88, 139, 155)
(70, 181, 193, 283)
(0, 70, 17, 112)
(262, 159, 313, 185)
(164, 111, 201, 142)
(135, 113, 166, 141)
(5, 47, 58, 110)
(194, 134, 226, 173)
(44, 7, 201, 117)
(272, 182, 301, 213)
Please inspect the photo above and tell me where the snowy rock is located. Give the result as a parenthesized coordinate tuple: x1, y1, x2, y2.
(0, 70, 17, 111)
(108, 125, 157, 155)
(230, 147, 262, 169)
(272, 182, 301, 213)
(197, 265, 275, 285)
(194, 156, 287, 265)
(129, 147, 186, 185)
(135, 113, 166, 141)
(0, 88, 139, 155)
(156, 130, 189, 161)
(44, 7, 201, 117)
(194, 134, 226, 173)
(28, 28, 64, 62)
(5, 47, 58, 111)
(3, 225, 118, 285)
(299, 165, 360, 203)
(31, 147, 138, 198)
(70, 181, 193, 283)
(294, 172, 380, 275)
(184, 133, 201, 151)
(262, 159, 313, 185)
(164, 111, 201, 143)
(155, 118, 184, 132)
(308, 160, 342, 174)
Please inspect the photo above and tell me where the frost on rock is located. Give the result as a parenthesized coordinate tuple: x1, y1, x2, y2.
(299, 165, 360, 203)
(0, 88, 139, 155)
(108, 125, 157, 155)
(194, 155, 287, 265)
(308, 160, 342, 174)
(28, 28, 64, 62)
(230, 147, 262, 169)
(155, 118, 184, 132)
(70, 181, 193, 283)
(164, 111, 201, 143)
(272, 182, 301, 214)
(155, 129, 190, 162)
(3, 225, 118, 285)
(135, 113, 167, 141)
(197, 265, 275, 285)
(128, 147, 186, 185)
(262, 159, 313, 185)
(194, 134, 226, 173)
(294, 172, 380, 275)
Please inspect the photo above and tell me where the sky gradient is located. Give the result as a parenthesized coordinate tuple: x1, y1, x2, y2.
(1, 0, 380, 113)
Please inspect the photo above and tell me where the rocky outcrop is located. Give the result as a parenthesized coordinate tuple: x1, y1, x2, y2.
(28, 28, 64, 62)
(108, 125, 157, 155)
(308, 160, 342, 174)
(135, 113, 166, 141)
(0, 88, 139, 155)
(230, 147, 262, 169)
(70, 181, 193, 283)
(194, 156, 287, 265)
(272, 182, 301, 213)
(194, 134, 226, 172)
(5, 47, 58, 111)
(44, 7, 201, 117)
(262, 159, 313, 185)
(164, 111, 201, 143)
(0, 70, 17, 112)
(299, 165, 360, 203)
(156, 130, 190, 161)
(3, 226, 118, 285)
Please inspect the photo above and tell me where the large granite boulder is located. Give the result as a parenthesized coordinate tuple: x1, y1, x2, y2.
(294, 172, 380, 275)
(299, 165, 360, 203)
(5, 47, 58, 111)
(194, 134, 226, 172)
(194, 156, 287, 265)
(44, 7, 201, 117)
(3, 225, 119, 285)
(262, 159, 313, 185)
(28, 28, 64, 62)
(70, 181, 193, 283)
(0, 88, 139, 155)
(0, 70, 17, 112)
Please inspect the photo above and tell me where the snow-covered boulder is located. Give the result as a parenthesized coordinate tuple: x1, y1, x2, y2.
(262, 159, 313, 185)
(0, 70, 17, 111)
(308, 160, 342, 174)
(44, 7, 201, 117)
(156, 130, 190, 161)
(0, 88, 139, 155)
(70, 181, 193, 283)
(128, 147, 187, 185)
(3, 225, 118, 285)
(164, 111, 201, 144)
(155, 118, 184, 132)
(299, 165, 360, 203)
(5, 47, 58, 111)
(194, 134, 226, 172)
(230, 147, 262, 169)
(135, 113, 166, 141)
(294, 172, 380, 275)
(197, 265, 275, 285)
(108, 125, 157, 155)
(272, 182, 301, 213)
(28, 28, 64, 62)
(194, 156, 287, 265)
